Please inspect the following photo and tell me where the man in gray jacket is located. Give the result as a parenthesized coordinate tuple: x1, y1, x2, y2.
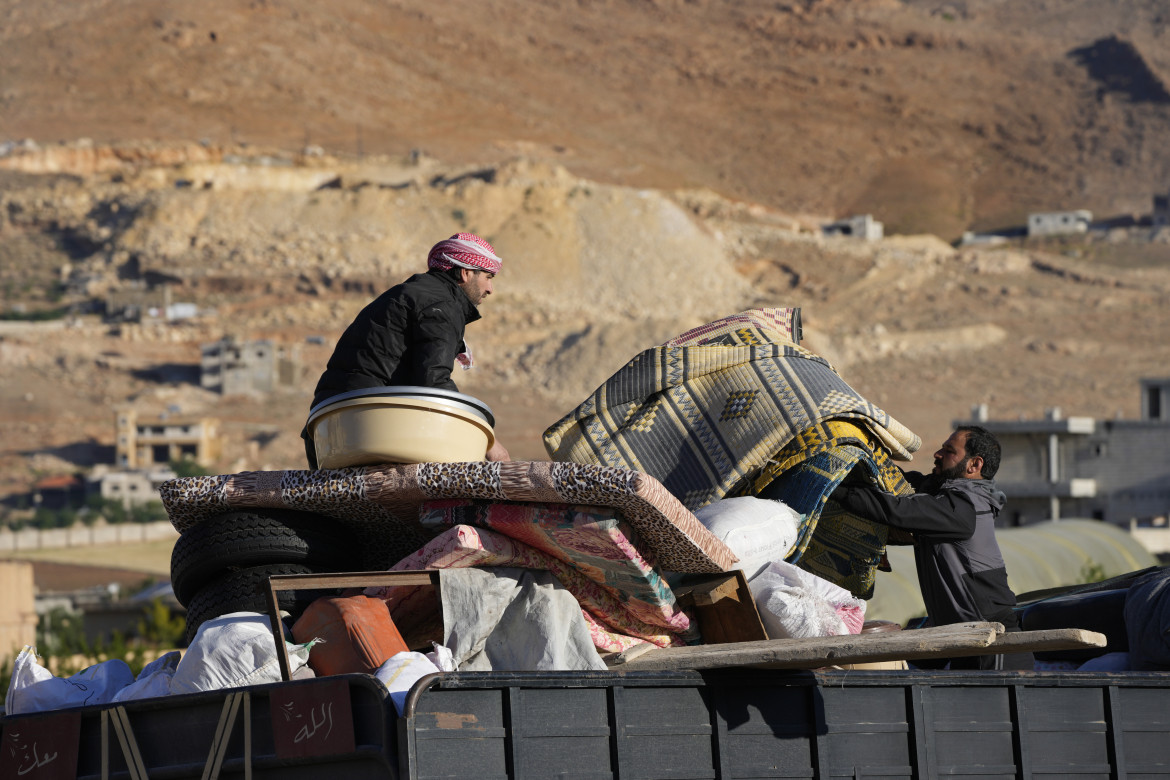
(832, 425, 1029, 670)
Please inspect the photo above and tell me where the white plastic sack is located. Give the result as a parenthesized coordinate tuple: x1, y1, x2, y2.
(426, 643, 456, 672)
(112, 651, 182, 703)
(5, 646, 135, 716)
(170, 612, 312, 695)
(694, 496, 800, 580)
(376, 652, 441, 716)
(748, 561, 865, 639)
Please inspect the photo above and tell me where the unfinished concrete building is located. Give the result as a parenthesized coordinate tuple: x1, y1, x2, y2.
(114, 407, 222, 470)
(962, 378, 1170, 526)
(89, 465, 177, 510)
(822, 214, 884, 241)
(1027, 210, 1092, 237)
(200, 336, 299, 395)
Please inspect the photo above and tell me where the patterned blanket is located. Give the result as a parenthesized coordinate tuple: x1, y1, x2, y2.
(751, 418, 917, 599)
(419, 500, 696, 640)
(159, 460, 737, 573)
(543, 307, 920, 512)
(378, 523, 691, 651)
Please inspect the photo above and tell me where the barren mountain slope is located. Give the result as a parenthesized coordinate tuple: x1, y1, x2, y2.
(1, 152, 1168, 505)
(4, 0, 1170, 237)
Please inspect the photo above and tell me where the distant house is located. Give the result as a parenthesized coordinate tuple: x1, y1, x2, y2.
(105, 283, 197, 323)
(200, 336, 299, 395)
(1026, 210, 1092, 237)
(823, 214, 884, 241)
(114, 407, 221, 470)
(88, 465, 177, 510)
(962, 378, 1170, 526)
(31, 475, 86, 510)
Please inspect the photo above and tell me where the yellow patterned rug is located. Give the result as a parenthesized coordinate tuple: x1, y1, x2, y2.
(750, 418, 917, 599)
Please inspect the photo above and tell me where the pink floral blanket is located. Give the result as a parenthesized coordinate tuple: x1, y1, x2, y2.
(376, 524, 692, 652)
(419, 500, 695, 638)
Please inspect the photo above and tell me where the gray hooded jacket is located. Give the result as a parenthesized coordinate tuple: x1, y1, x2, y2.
(832, 474, 1019, 628)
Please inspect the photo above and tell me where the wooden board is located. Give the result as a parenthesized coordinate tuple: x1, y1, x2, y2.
(672, 570, 768, 644)
(616, 623, 1107, 671)
(985, 627, 1108, 654)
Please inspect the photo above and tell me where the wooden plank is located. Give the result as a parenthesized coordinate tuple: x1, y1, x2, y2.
(618, 622, 1004, 671)
(609, 642, 658, 665)
(616, 624, 1109, 672)
(986, 627, 1106, 653)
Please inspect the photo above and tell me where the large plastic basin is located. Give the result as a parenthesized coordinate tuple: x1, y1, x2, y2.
(306, 386, 496, 468)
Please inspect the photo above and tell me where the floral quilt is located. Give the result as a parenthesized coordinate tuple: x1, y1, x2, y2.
(418, 500, 697, 642)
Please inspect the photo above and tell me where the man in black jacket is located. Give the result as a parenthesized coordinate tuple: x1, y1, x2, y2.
(304, 232, 510, 466)
(832, 424, 1029, 669)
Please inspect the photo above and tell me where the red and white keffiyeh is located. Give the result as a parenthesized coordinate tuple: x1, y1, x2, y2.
(427, 233, 503, 274)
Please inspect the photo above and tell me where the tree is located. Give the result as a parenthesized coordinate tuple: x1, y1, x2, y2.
(87, 495, 129, 524)
(32, 507, 57, 530)
(137, 599, 186, 648)
(130, 501, 168, 524)
(169, 459, 214, 479)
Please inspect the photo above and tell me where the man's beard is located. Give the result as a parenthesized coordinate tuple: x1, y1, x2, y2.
(934, 458, 970, 481)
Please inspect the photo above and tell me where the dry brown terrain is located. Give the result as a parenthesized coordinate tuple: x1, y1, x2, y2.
(5, 0, 1170, 237)
(9, 559, 168, 593)
(1, 0, 1169, 520)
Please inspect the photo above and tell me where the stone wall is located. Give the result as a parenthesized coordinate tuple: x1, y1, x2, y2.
(0, 521, 178, 553)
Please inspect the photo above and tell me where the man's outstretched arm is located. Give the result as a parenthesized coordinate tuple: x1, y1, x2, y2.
(831, 483, 977, 542)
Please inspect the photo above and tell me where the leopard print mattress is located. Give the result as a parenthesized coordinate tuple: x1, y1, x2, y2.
(159, 460, 738, 573)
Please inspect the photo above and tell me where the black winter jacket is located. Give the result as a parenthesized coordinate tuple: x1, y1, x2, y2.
(310, 270, 480, 409)
(832, 472, 1020, 629)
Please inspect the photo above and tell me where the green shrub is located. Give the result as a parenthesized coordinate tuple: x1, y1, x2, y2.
(3, 598, 187, 693)
(1079, 559, 1107, 584)
(130, 501, 168, 524)
(0, 306, 69, 321)
(168, 459, 215, 479)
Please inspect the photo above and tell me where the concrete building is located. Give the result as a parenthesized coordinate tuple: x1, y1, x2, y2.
(823, 214, 884, 241)
(89, 465, 178, 510)
(1142, 377, 1170, 422)
(0, 561, 37, 663)
(1026, 210, 1092, 237)
(106, 283, 197, 322)
(962, 378, 1170, 526)
(105, 283, 171, 322)
(31, 474, 86, 510)
(200, 336, 299, 395)
(114, 407, 222, 470)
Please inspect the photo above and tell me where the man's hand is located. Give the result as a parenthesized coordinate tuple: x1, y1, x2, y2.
(486, 440, 511, 462)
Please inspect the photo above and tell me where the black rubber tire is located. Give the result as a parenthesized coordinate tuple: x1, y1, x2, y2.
(182, 562, 322, 645)
(170, 509, 356, 606)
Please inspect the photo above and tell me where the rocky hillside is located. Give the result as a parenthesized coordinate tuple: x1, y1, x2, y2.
(2, 0, 1170, 503)
(4, 0, 1170, 239)
(1, 145, 1168, 503)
